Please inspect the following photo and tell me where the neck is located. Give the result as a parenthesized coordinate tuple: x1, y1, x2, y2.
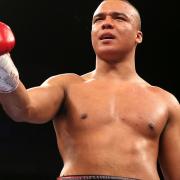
(93, 53, 139, 81)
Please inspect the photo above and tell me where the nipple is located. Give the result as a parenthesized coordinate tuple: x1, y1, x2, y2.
(80, 113, 88, 120)
(148, 122, 155, 131)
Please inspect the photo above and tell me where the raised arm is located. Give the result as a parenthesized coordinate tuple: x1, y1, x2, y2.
(0, 75, 66, 124)
(0, 21, 72, 124)
(159, 94, 180, 179)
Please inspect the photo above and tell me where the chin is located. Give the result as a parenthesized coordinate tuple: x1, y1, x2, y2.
(97, 50, 122, 61)
(98, 54, 121, 63)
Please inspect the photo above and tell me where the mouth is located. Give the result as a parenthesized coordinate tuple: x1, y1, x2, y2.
(99, 33, 115, 40)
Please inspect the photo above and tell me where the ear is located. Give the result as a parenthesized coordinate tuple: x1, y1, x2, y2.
(135, 31, 143, 44)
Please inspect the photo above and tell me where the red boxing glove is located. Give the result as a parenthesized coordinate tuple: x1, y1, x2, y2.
(0, 22, 15, 55)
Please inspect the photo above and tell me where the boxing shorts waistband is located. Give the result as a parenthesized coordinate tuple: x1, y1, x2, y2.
(57, 175, 140, 180)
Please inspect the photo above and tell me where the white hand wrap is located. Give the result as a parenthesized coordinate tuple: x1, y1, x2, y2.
(0, 53, 19, 93)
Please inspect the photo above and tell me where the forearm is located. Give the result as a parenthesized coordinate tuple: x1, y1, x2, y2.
(0, 51, 32, 122)
(0, 81, 33, 122)
(0, 55, 65, 123)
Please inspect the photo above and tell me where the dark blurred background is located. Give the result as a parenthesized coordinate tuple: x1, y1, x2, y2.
(0, 0, 179, 180)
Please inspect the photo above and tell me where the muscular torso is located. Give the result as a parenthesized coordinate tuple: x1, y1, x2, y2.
(53, 75, 168, 180)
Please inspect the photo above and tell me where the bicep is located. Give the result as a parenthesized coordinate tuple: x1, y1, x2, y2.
(26, 78, 65, 124)
(159, 102, 180, 179)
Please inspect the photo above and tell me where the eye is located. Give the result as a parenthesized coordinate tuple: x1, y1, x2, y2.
(115, 16, 126, 21)
(93, 17, 103, 23)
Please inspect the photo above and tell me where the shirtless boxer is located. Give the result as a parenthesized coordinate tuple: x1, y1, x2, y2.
(0, 0, 180, 179)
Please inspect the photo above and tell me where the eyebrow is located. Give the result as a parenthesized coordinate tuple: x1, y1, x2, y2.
(93, 12, 129, 20)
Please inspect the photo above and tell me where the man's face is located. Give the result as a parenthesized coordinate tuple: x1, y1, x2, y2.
(91, 0, 142, 60)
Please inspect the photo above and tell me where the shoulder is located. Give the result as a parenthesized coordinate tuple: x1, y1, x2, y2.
(81, 71, 95, 80)
(136, 78, 178, 105)
(148, 86, 179, 105)
(148, 85, 179, 120)
(41, 73, 84, 87)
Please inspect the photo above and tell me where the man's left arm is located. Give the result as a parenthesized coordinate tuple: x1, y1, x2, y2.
(159, 95, 180, 180)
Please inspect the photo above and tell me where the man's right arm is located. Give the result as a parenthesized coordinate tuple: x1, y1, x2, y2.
(0, 21, 67, 124)
(0, 76, 66, 124)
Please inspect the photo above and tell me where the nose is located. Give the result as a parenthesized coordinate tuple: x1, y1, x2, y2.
(102, 17, 114, 30)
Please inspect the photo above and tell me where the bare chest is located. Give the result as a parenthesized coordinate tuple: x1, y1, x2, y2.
(62, 82, 168, 138)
